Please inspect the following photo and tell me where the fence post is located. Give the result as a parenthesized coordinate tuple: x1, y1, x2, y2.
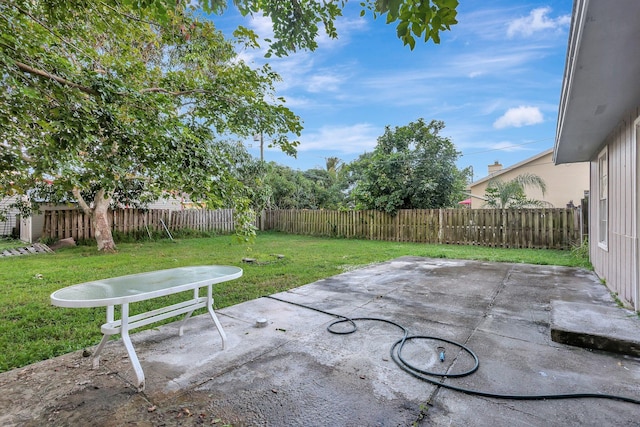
(581, 194, 589, 244)
(502, 210, 507, 248)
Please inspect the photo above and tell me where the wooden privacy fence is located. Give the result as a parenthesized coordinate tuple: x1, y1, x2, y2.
(42, 207, 584, 250)
(43, 208, 235, 241)
(262, 208, 584, 250)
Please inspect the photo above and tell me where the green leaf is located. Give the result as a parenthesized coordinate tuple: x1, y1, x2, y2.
(396, 21, 409, 37)
(406, 35, 416, 50)
(411, 22, 423, 37)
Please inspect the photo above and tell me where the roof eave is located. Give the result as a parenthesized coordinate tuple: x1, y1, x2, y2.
(554, 0, 640, 164)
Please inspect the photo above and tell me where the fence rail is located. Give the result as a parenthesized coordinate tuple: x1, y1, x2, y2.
(262, 208, 583, 250)
(42, 208, 235, 241)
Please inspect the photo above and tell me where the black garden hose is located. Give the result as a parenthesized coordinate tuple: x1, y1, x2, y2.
(263, 295, 640, 405)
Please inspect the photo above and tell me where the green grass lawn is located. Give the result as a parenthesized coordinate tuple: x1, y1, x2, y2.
(0, 232, 591, 373)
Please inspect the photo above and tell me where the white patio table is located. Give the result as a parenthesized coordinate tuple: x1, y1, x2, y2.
(50, 265, 243, 391)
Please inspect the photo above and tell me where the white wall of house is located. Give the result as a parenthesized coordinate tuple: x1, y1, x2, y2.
(0, 195, 19, 237)
(589, 106, 640, 309)
(146, 196, 184, 210)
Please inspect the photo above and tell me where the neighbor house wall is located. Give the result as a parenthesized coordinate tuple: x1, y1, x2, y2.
(0, 194, 19, 237)
(590, 106, 639, 308)
(469, 151, 589, 209)
(18, 201, 49, 243)
(146, 197, 184, 210)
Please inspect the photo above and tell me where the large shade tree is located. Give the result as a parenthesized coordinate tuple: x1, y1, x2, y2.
(0, 0, 459, 251)
(1, 2, 303, 250)
(349, 119, 467, 213)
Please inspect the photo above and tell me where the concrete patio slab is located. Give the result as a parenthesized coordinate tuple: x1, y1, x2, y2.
(1, 256, 639, 426)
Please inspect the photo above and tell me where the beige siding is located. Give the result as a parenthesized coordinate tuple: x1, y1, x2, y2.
(590, 107, 639, 309)
(469, 151, 589, 209)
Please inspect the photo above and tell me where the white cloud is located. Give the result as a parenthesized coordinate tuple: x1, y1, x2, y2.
(240, 13, 366, 60)
(493, 106, 543, 129)
(249, 15, 275, 39)
(275, 95, 314, 109)
(507, 7, 571, 38)
(480, 99, 507, 116)
(297, 123, 379, 153)
(448, 48, 547, 79)
(306, 72, 344, 93)
(488, 141, 535, 152)
(318, 16, 369, 49)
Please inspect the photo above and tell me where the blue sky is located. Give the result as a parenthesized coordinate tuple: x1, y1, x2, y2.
(212, 1, 573, 182)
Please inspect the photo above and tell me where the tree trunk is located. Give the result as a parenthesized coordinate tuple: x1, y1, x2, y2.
(74, 187, 116, 252)
(93, 190, 116, 252)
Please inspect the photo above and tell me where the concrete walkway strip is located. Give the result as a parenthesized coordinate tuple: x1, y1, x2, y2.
(550, 300, 640, 357)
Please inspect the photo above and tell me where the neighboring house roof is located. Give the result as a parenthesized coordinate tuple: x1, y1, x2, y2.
(469, 148, 553, 187)
(554, 0, 640, 163)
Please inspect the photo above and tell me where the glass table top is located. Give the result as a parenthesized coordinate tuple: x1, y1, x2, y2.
(51, 265, 243, 307)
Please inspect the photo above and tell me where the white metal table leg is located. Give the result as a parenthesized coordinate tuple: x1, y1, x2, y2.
(207, 285, 227, 349)
(93, 305, 114, 368)
(178, 288, 199, 336)
(120, 302, 146, 391)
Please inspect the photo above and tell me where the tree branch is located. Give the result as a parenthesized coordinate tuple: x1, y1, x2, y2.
(72, 187, 92, 215)
(13, 62, 238, 105)
(8, 2, 86, 60)
(98, 1, 160, 26)
(14, 61, 98, 95)
(140, 87, 212, 96)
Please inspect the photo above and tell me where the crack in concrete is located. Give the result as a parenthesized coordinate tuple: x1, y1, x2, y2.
(424, 266, 514, 406)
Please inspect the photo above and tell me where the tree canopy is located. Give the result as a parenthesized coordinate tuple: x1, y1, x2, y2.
(0, 1, 301, 250)
(348, 119, 467, 213)
(0, 0, 459, 250)
(118, 0, 459, 56)
(238, 161, 347, 211)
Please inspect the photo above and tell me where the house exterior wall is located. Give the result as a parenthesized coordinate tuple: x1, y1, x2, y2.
(589, 107, 639, 309)
(0, 195, 20, 237)
(18, 212, 46, 243)
(469, 151, 589, 209)
(146, 197, 184, 210)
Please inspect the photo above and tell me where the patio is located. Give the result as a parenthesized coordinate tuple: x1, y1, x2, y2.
(1, 257, 638, 426)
